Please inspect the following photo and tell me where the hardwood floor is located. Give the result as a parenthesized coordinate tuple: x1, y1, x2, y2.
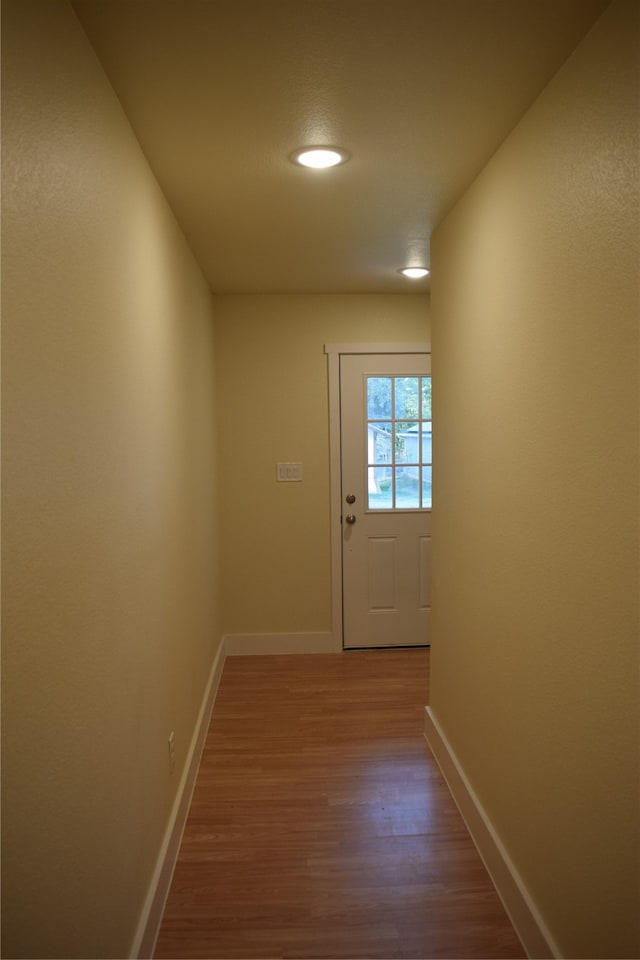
(154, 649, 525, 959)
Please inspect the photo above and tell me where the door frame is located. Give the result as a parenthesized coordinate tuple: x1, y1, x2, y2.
(324, 342, 431, 651)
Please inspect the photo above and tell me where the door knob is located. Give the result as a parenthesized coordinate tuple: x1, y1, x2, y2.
(345, 514, 356, 525)
(346, 494, 356, 504)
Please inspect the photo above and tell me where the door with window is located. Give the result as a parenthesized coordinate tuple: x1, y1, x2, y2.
(340, 353, 431, 648)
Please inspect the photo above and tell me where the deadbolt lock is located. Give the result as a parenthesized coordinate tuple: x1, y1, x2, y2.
(346, 494, 356, 504)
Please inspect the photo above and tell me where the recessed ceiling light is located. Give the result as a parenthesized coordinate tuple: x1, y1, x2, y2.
(291, 146, 350, 169)
(399, 267, 430, 279)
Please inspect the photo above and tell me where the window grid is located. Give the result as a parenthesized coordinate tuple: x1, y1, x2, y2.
(366, 376, 432, 511)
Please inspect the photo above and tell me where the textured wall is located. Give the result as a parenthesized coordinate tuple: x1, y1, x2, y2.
(430, 1, 639, 956)
(1, 1, 221, 956)
(214, 294, 430, 636)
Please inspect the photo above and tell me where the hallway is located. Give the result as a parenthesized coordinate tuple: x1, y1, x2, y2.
(3, 1, 638, 957)
(154, 649, 524, 959)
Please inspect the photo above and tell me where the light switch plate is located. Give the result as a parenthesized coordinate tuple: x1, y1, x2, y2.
(276, 462, 303, 482)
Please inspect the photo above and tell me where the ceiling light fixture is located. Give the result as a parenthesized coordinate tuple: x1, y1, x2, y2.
(399, 267, 430, 279)
(291, 146, 350, 169)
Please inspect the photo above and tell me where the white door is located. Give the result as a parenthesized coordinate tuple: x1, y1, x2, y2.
(340, 353, 431, 649)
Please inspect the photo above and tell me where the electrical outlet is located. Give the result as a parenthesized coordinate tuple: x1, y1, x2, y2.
(168, 730, 175, 773)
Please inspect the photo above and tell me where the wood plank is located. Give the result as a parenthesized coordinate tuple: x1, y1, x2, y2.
(154, 650, 525, 959)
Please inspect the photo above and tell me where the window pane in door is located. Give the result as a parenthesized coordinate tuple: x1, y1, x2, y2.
(422, 377, 432, 419)
(422, 424, 432, 464)
(370, 422, 392, 464)
(395, 377, 419, 419)
(396, 422, 419, 464)
(368, 466, 393, 509)
(422, 466, 433, 508)
(367, 378, 392, 418)
(396, 469, 420, 508)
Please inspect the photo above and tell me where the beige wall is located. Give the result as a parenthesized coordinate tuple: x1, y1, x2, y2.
(1, 2, 221, 957)
(214, 294, 430, 637)
(430, 1, 639, 956)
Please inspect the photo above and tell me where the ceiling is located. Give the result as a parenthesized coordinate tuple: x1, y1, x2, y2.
(72, 0, 607, 295)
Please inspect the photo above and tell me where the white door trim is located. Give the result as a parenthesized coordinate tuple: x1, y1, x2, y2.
(324, 342, 431, 651)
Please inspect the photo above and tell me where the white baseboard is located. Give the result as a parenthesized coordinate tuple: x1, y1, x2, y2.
(131, 640, 227, 959)
(223, 631, 335, 656)
(424, 706, 561, 960)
